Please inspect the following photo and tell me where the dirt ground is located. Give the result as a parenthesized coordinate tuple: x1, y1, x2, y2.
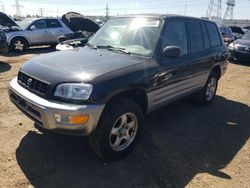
(0, 47, 249, 188)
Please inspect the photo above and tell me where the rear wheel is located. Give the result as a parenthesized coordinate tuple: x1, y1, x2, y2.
(193, 71, 219, 105)
(89, 98, 144, 161)
(10, 38, 28, 53)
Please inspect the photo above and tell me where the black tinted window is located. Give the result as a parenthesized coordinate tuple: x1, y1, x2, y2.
(201, 23, 210, 49)
(46, 19, 62, 28)
(187, 21, 204, 53)
(206, 23, 221, 47)
(162, 20, 188, 55)
(32, 20, 46, 29)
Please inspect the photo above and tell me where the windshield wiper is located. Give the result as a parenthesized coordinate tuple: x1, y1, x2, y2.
(96, 45, 131, 55)
(86, 42, 97, 49)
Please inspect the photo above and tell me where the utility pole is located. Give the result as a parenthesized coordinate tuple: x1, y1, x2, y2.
(105, 3, 110, 20)
(39, 8, 43, 17)
(205, 0, 222, 19)
(13, 0, 22, 17)
(223, 0, 235, 20)
(184, 0, 187, 16)
(1, 2, 5, 13)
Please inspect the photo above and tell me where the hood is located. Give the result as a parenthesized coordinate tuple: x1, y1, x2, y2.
(20, 46, 146, 85)
(0, 12, 20, 28)
(62, 12, 99, 33)
(233, 39, 250, 46)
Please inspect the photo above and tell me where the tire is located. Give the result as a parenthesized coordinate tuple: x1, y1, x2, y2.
(193, 71, 219, 105)
(89, 98, 144, 161)
(50, 43, 57, 48)
(10, 37, 28, 53)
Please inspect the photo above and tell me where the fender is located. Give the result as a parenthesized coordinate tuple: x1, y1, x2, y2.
(6, 31, 30, 45)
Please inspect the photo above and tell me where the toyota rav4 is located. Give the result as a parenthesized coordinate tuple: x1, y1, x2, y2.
(9, 15, 228, 161)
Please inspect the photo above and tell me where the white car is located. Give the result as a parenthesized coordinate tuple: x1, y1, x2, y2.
(0, 12, 73, 52)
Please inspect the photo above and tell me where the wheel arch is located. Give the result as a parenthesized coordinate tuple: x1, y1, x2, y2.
(104, 88, 148, 114)
(10, 36, 29, 46)
(211, 65, 221, 79)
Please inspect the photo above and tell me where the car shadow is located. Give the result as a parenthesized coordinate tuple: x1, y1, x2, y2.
(3, 46, 56, 57)
(229, 59, 250, 67)
(16, 96, 250, 188)
(0, 61, 11, 73)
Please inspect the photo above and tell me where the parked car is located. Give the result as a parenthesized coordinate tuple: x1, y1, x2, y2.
(243, 26, 250, 31)
(228, 31, 250, 61)
(0, 28, 8, 54)
(56, 12, 99, 51)
(9, 15, 228, 161)
(219, 25, 234, 46)
(229, 26, 245, 40)
(0, 12, 73, 52)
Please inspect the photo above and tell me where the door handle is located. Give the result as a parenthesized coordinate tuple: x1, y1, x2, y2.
(157, 72, 175, 82)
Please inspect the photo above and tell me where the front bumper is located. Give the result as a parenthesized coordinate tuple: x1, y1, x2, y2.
(0, 41, 8, 54)
(8, 77, 105, 135)
(229, 49, 250, 61)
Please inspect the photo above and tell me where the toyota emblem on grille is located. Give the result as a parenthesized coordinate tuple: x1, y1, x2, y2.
(27, 78, 32, 86)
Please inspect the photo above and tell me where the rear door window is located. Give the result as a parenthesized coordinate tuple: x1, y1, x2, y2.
(46, 19, 62, 28)
(206, 23, 221, 47)
(187, 21, 204, 53)
(201, 23, 210, 49)
(162, 20, 188, 55)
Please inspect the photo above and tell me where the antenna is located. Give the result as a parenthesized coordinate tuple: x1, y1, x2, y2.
(205, 0, 222, 19)
(223, 0, 235, 20)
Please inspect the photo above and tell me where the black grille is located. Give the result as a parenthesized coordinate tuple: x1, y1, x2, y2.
(18, 71, 50, 96)
(237, 46, 247, 52)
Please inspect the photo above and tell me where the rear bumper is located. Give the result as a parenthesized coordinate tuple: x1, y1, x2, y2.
(8, 77, 105, 136)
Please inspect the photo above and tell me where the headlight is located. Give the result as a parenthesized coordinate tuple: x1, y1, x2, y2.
(228, 43, 234, 49)
(54, 83, 93, 100)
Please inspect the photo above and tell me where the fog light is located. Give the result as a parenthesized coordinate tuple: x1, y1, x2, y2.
(54, 114, 89, 125)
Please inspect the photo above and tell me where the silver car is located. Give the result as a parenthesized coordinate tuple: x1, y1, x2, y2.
(3, 16, 73, 52)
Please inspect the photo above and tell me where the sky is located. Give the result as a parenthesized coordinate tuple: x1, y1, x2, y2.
(0, 0, 250, 19)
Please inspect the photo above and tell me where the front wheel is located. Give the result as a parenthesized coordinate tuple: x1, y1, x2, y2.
(89, 98, 144, 161)
(10, 38, 28, 53)
(193, 71, 219, 105)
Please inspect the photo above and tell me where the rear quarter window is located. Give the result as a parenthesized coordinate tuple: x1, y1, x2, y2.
(206, 23, 221, 47)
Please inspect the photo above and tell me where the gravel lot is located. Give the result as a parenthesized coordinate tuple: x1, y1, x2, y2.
(0, 47, 249, 188)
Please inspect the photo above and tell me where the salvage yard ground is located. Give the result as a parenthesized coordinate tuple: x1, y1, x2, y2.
(0, 48, 250, 188)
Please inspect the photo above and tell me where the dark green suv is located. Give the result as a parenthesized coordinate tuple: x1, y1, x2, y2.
(9, 15, 228, 161)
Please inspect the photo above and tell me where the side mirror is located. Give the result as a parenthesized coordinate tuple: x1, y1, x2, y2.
(234, 35, 241, 40)
(162, 46, 182, 58)
(30, 25, 36, 30)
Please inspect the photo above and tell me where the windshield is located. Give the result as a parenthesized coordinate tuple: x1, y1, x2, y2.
(88, 17, 162, 56)
(16, 19, 35, 29)
(241, 32, 250, 40)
